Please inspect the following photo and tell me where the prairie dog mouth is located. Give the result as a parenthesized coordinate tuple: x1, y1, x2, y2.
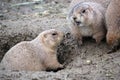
(71, 14, 85, 26)
(75, 21, 81, 25)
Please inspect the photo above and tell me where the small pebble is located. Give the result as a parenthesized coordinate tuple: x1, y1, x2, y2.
(106, 73, 112, 77)
(86, 60, 92, 65)
(3, 10, 8, 13)
(42, 10, 50, 16)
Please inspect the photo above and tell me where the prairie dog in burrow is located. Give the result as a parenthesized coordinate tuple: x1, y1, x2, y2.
(0, 29, 64, 71)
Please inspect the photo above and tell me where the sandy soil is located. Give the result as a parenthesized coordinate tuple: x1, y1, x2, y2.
(0, 0, 120, 80)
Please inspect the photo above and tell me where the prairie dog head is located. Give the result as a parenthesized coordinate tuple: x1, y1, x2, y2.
(68, 2, 96, 27)
(40, 29, 64, 49)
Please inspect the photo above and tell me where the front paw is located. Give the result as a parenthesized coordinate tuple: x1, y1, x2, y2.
(47, 64, 64, 72)
(93, 35, 103, 44)
(54, 63, 64, 70)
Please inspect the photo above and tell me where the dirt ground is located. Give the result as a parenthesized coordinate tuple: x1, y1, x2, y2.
(0, 0, 120, 80)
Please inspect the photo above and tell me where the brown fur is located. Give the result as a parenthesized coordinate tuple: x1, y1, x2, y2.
(106, 0, 120, 48)
(0, 29, 64, 71)
(68, 1, 107, 45)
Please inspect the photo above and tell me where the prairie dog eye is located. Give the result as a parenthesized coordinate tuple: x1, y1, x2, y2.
(52, 32, 57, 36)
(82, 9, 86, 13)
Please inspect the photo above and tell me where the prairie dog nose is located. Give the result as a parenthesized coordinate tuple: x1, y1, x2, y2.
(72, 17, 81, 25)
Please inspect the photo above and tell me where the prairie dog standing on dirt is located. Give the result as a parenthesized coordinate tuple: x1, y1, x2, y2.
(0, 29, 64, 71)
(68, 2, 106, 45)
(106, 0, 120, 50)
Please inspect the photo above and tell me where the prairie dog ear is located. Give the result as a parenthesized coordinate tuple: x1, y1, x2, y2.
(39, 32, 47, 42)
(43, 33, 48, 38)
(39, 32, 47, 44)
